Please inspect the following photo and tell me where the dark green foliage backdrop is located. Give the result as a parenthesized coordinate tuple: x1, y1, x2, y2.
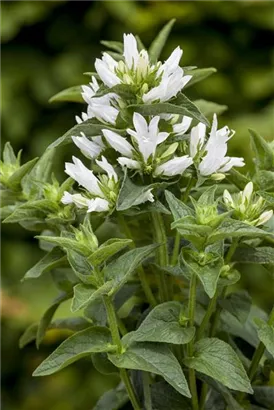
(1, 1, 274, 409)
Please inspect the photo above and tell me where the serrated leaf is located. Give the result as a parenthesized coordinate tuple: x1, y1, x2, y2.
(165, 190, 194, 220)
(48, 119, 125, 149)
(249, 129, 273, 170)
(93, 384, 128, 410)
(194, 99, 227, 117)
(148, 19, 176, 63)
(36, 292, 71, 348)
(208, 219, 273, 244)
(132, 301, 195, 344)
(33, 327, 115, 376)
(104, 244, 158, 295)
(108, 337, 191, 397)
(130, 94, 209, 126)
(8, 157, 39, 189)
(88, 238, 132, 266)
(23, 247, 65, 280)
(256, 319, 274, 358)
(184, 67, 217, 88)
(233, 246, 274, 264)
(184, 338, 253, 393)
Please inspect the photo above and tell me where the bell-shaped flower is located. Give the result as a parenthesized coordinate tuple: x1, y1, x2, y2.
(172, 116, 193, 135)
(102, 112, 193, 178)
(94, 33, 191, 104)
(62, 155, 118, 213)
(72, 132, 104, 159)
(189, 114, 245, 177)
(223, 181, 273, 226)
(76, 76, 119, 125)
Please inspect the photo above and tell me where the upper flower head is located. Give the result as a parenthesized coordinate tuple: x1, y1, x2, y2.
(102, 112, 193, 177)
(189, 114, 245, 178)
(94, 34, 192, 104)
(223, 181, 273, 226)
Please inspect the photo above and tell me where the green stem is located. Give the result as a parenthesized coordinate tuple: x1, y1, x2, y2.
(187, 273, 199, 410)
(248, 306, 274, 382)
(196, 291, 218, 341)
(199, 383, 208, 410)
(117, 213, 157, 307)
(103, 295, 141, 410)
(170, 177, 195, 266)
(151, 212, 169, 302)
(143, 372, 152, 410)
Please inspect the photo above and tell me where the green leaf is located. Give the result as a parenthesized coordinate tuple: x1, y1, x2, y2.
(48, 119, 125, 150)
(36, 235, 90, 256)
(101, 40, 124, 53)
(253, 386, 274, 410)
(184, 67, 217, 88)
(19, 317, 90, 348)
(233, 246, 274, 264)
(148, 19, 176, 63)
(117, 174, 159, 211)
(129, 94, 209, 126)
(3, 142, 17, 164)
(93, 385, 128, 410)
(219, 291, 251, 324)
(255, 170, 274, 191)
(208, 219, 273, 244)
(66, 249, 97, 286)
(104, 244, 158, 295)
(23, 248, 65, 280)
(92, 353, 118, 376)
(71, 282, 113, 312)
(151, 382, 192, 410)
(165, 190, 194, 220)
(182, 251, 223, 298)
(36, 292, 71, 348)
(256, 319, 274, 358)
(226, 169, 250, 191)
(184, 338, 253, 393)
(88, 238, 132, 266)
(8, 157, 39, 189)
(132, 301, 195, 344)
(3, 207, 45, 224)
(108, 337, 191, 397)
(96, 84, 136, 100)
(49, 86, 83, 103)
(249, 129, 273, 170)
(33, 327, 115, 376)
(194, 99, 227, 118)
(197, 185, 217, 206)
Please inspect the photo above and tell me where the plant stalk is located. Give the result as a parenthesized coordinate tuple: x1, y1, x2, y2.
(117, 213, 157, 306)
(187, 272, 199, 410)
(143, 372, 152, 410)
(103, 295, 141, 410)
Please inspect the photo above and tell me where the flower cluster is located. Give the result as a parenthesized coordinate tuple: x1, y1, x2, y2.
(223, 181, 273, 226)
(63, 32, 246, 215)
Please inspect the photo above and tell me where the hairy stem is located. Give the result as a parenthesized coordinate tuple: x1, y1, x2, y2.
(103, 295, 141, 410)
(117, 213, 157, 306)
(151, 212, 169, 302)
(187, 272, 199, 410)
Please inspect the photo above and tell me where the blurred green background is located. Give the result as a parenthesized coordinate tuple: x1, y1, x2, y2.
(1, 1, 274, 409)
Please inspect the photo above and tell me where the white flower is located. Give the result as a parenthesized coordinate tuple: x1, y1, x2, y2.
(172, 116, 193, 135)
(87, 198, 110, 213)
(256, 210, 273, 226)
(96, 156, 118, 182)
(154, 156, 193, 176)
(61, 192, 91, 208)
(72, 132, 104, 159)
(95, 54, 120, 87)
(190, 114, 245, 176)
(103, 112, 193, 178)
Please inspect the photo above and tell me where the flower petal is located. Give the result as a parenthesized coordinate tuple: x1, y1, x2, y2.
(65, 156, 103, 196)
(61, 191, 90, 208)
(72, 133, 103, 159)
(87, 198, 110, 213)
(102, 129, 134, 156)
(189, 123, 206, 158)
(117, 157, 141, 169)
(123, 34, 139, 69)
(96, 156, 118, 182)
(218, 157, 245, 173)
(154, 156, 193, 176)
(173, 116, 193, 135)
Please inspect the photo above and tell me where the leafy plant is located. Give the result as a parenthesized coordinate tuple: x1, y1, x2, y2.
(2, 20, 274, 410)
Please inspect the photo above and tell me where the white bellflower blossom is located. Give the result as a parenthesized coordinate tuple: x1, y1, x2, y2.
(189, 114, 245, 177)
(95, 34, 192, 104)
(102, 112, 193, 177)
